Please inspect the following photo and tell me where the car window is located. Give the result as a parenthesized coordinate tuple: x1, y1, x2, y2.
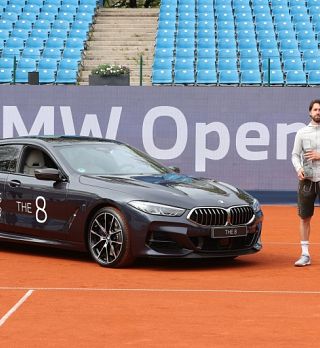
(57, 143, 170, 175)
(0, 144, 22, 173)
(21, 146, 58, 176)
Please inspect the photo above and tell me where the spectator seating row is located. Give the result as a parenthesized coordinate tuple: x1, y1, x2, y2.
(153, 0, 320, 85)
(0, 0, 98, 84)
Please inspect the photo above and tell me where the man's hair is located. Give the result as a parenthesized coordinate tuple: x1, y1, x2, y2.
(309, 99, 320, 111)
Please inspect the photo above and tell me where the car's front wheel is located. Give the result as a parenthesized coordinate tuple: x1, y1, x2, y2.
(87, 207, 134, 268)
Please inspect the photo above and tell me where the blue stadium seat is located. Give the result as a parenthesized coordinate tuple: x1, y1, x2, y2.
(308, 70, 320, 85)
(197, 37, 215, 48)
(154, 48, 174, 59)
(196, 58, 215, 70)
(299, 39, 319, 51)
(153, 57, 172, 70)
(50, 28, 69, 39)
(21, 47, 42, 59)
(62, 47, 82, 60)
(240, 69, 262, 85)
(30, 28, 50, 40)
(239, 58, 260, 70)
(0, 68, 12, 83)
(59, 58, 79, 70)
(0, 20, 13, 31)
(1, 47, 21, 58)
(19, 12, 38, 23)
(24, 4, 41, 13)
(286, 70, 307, 85)
(39, 68, 56, 83)
(38, 57, 58, 70)
(11, 28, 30, 40)
(65, 37, 84, 50)
(174, 57, 194, 70)
(239, 48, 260, 58)
(17, 57, 37, 70)
(175, 47, 195, 58)
(25, 37, 45, 50)
(152, 69, 173, 84)
(197, 29, 215, 39)
(42, 47, 62, 59)
(237, 29, 256, 40)
(302, 49, 320, 59)
(173, 69, 195, 84)
(197, 20, 214, 30)
(156, 37, 175, 50)
(0, 57, 14, 69)
(218, 69, 239, 84)
(281, 48, 301, 59)
(283, 58, 304, 71)
(5, 37, 24, 49)
(238, 38, 257, 49)
(176, 37, 195, 49)
(262, 69, 284, 84)
(217, 58, 238, 70)
(15, 68, 33, 83)
(196, 69, 217, 85)
(33, 19, 52, 30)
(176, 28, 195, 39)
(277, 29, 297, 40)
(55, 68, 77, 84)
(217, 48, 237, 58)
(158, 20, 176, 31)
(46, 37, 65, 50)
(14, 20, 33, 31)
(261, 57, 282, 70)
(197, 47, 216, 58)
(304, 57, 320, 72)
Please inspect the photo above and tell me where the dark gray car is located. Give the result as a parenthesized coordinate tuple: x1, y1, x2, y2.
(0, 136, 263, 267)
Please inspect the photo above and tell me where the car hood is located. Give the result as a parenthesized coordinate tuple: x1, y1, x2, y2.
(80, 173, 254, 209)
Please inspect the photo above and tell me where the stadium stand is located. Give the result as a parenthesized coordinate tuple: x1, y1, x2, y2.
(152, 0, 320, 86)
(0, 0, 97, 84)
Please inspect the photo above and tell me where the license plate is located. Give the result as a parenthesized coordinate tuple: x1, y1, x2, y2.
(211, 226, 247, 238)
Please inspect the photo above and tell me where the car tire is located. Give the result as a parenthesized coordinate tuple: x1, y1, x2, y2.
(87, 207, 134, 268)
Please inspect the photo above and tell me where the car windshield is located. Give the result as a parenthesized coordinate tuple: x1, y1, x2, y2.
(56, 142, 170, 175)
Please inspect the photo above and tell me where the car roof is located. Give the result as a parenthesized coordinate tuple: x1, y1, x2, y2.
(0, 135, 121, 147)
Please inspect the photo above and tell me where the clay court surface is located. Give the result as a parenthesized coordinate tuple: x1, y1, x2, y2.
(1, 205, 320, 347)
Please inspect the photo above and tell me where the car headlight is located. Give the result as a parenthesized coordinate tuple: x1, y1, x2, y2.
(129, 201, 185, 216)
(252, 198, 261, 213)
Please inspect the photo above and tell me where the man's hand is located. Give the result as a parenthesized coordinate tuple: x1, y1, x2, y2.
(298, 168, 305, 180)
(304, 150, 320, 161)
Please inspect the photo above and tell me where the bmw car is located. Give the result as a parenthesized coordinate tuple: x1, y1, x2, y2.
(0, 136, 263, 268)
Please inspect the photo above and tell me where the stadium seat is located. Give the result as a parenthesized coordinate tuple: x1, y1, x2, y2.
(0, 57, 14, 69)
(59, 58, 79, 70)
(153, 57, 172, 70)
(217, 48, 237, 58)
(285, 70, 307, 85)
(283, 58, 304, 71)
(38, 57, 58, 70)
(17, 58, 37, 70)
(308, 70, 320, 85)
(174, 57, 194, 70)
(15, 68, 33, 83)
(240, 70, 262, 85)
(21, 47, 42, 59)
(0, 68, 12, 83)
(39, 68, 56, 83)
(55, 68, 78, 84)
(263, 69, 284, 85)
(196, 69, 217, 85)
(197, 47, 216, 58)
(11, 28, 30, 40)
(218, 69, 239, 85)
(152, 69, 173, 84)
(239, 58, 260, 70)
(304, 58, 320, 72)
(173, 69, 195, 84)
(217, 58, 238, 71)
(196, 58, 215, 70)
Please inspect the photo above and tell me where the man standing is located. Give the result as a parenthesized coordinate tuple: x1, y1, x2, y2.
(292, 99, 320, 267)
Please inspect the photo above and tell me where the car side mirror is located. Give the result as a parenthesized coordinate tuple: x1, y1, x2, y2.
(34, 168, 62, 181)
(168, 166, 180, 173)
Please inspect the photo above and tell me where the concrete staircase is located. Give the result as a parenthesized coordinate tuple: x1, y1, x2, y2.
(79, 7, 159, 86)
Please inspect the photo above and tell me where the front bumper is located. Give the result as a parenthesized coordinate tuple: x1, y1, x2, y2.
(130, 209, 263, 259)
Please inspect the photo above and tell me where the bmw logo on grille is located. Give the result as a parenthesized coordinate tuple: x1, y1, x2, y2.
(218, 200, 224, 204)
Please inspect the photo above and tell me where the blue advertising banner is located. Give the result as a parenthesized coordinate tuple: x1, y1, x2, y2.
(0, 85, 318, 201)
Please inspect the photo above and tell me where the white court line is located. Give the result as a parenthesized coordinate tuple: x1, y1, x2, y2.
(0, 290, 33, 328)
(0, 287, 320, 295)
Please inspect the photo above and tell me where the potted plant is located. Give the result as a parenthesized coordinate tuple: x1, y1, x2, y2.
(89, 64, 130, 86)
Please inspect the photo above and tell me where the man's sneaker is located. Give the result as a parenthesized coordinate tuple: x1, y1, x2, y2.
(294, 255, 311, 267)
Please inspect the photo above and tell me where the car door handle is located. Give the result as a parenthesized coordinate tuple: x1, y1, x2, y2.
(9, 180, 21, 188)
